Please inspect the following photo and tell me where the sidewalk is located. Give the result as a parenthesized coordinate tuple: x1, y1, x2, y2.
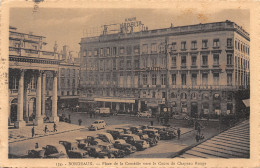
(9, 122, 85, 143)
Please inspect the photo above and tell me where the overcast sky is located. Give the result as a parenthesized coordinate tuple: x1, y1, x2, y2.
(10, 8, 249, 54)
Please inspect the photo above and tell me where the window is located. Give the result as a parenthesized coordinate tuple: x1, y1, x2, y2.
(171, 92, 177, 98)
(134, 45, 140, 54)
(113, 59, 116, 70)
(191, 56, 197, 66)
(87, 51, 92, 56)
(202, 73, 208, 85)
(191, 41, 197, 49)
(142, 57, 147, 68)
(213, 73, 219, 85)
(143, 74, 147, 85)
(126, 60, 132, 70)
(100, 74, 104, 81)
(227, 73, 232, 86)
(113, 47, 117, 55)
(202, 40, 208, 48)
(181, 74, 186, 85)
(152, 92, 156, 98)
(119, 60, 125, 70)
(213, 39, 220, 48)
(100, 48, 104, 56)
(171, 42, 177, 50)
(142, 44, 148, 53)
(134, 60, 139, 69)
(106, 47, 110, 56)
(172, 74, 176, 85)
(100, 60, 104, 71)
(202, 55, 208, 66)
(227, 54, 233, 65)
(227, 38, 232, 47)
(94, 49, 98, 56)
(72, 79, 75, 88)
(213, 54, 219, 65)
(238, 42, 240, 50)
(151, 43, 157, 52)
(152, 74, 157, 85)
(181, 56, 186, 66)
(151, 57, 156, 67)
(67, 79, 70, 88)
(235, 41, 237, 49)
(162, 92, 166, 98)
(180, 93, 187, 99)
(191, 74, 197, 86)
(171, 56, 176, 67)
(161, 74, 166, 85)
(181, 41, 186, 50)
(120, 47, 125, 54)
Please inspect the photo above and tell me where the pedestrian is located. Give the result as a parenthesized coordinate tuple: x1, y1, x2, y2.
(177, 128, 181, 140)
(150, 120, 154, 126)
(35, 143, 39, 149)
(195, 133, 200, 142)
(157, 115, 160, 123)
(53, 123, 57, 132)
(78, 119, 82, 126)
(32, 126, 35, 137)
(200, 133, 205, 140)
(197, 125, 201, 135)
(90, 112, 92, 118)
(44, 125, 48, 133)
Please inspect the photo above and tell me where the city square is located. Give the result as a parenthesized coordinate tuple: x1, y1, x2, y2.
(7, 7, 250, 159)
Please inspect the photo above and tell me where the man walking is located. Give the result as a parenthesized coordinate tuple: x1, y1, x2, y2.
(32, 126, 35, 137)
(177, 128, 181, 140)
(53, 123, 57, 132)
(44, 125, 48, 133)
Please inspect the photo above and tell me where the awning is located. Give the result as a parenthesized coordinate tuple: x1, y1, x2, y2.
(242, 99, 250, 107)
(94, 98, 136, 103)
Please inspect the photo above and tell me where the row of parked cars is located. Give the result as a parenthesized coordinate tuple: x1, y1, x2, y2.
(11, 120, 178, 159)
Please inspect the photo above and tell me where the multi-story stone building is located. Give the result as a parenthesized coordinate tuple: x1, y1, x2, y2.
(79, 20, 250, 118)
(9, 26, 79, 127)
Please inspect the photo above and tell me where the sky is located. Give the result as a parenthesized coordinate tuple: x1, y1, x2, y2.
(10, 8, 249, 55)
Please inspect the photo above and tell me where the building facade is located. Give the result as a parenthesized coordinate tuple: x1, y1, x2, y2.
(79, 20, 250, 118)
(9, 27, 79, 127)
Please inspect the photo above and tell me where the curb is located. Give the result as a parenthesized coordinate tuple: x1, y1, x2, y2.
(9, 127, 86, 144)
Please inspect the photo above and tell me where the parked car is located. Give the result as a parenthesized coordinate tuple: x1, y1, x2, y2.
(137, 133, 158, 147)
(98, 142, 125, 158)
(88, 120, 107, 131)
(85, 145, 113, 158)
(139, 125, 150, 130)
(129, 126, 143, 134)
(149, 126, 176, 140)
(137, 111, 152, 118)
(59, 140, 89, 158)
(172, 113, 190, 120)
(142, 129, 160, 141)
(113, 139, 137, 155)
(118, 134, 149, 151)
(27, 148, 45, 158)
(85, 136, 104, 146)
(107, 129, 124, 140)
(97, 133, 115, 144)
(42, 144, 68, 158)
(115, 127, 132, 134)
(75, 137, 90, 149)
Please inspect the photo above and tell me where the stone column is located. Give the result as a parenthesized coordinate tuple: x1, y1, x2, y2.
(137, 100, 141, 112)
(42, 72, 46, 117)
(131, 103, 134, 111)
(34, 71, 43, 125)
(15, 70, 26, 128)
(50, 71, 59, 122)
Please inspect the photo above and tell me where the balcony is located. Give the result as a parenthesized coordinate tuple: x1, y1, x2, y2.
(201, 65, 208, 68)
(191, 65, 197, 68)
(9, 89, 18, 95)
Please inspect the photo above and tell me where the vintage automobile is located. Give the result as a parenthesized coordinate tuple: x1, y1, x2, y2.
(98, 142, 125, 158)
(75, 137, 89, 149)
(59, 140, 89, 158)
(106, 129, 124, 140)
(118, 134, 149, 151)
(113, 139, 137, 155)
(42, 144, 68, 158)
(137, 111, 152, 118)
(139, 125, 150, 130)
(85, 145, 114, 158)
(172, 113, 190, 120)
(84, 136, 104, 146)
(142, 129, 160, 141)
(148, 126, 176, 140)
(97, 133, 115, 144)
(27, 148, 45, 158)
(115, 127, 132, 134)
(129, 126, 143, 134)
(88, 120, 107, 131)
(137, 133, 158, 147)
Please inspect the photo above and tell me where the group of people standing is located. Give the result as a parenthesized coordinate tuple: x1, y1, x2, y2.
(31, 123, 57, 138)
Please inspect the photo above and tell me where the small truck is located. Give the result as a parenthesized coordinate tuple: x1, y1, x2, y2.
(95, 108, 110, 117)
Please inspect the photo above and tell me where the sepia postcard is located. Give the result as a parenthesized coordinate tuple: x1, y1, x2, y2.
(0, 0, 259, 167)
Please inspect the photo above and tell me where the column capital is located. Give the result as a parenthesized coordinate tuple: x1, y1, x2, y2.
(53, 71, 58, 77)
